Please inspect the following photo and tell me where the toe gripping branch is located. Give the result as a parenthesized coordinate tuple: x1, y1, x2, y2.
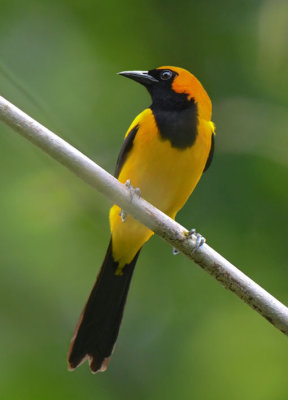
(173, 229, 206, 256)
(186, 229, 206, 252)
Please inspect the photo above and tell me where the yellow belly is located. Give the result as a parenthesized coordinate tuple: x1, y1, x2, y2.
(110, 108, 213, 268)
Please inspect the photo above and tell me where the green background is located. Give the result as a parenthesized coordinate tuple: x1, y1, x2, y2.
(0, 0, 288, 398)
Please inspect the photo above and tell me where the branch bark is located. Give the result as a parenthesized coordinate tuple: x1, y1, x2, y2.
(0, 94, 288, 335)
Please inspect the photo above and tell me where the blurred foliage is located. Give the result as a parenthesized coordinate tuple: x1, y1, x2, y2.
(0, 0, 288, 399)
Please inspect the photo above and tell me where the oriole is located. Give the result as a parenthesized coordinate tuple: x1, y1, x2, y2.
(68, 66, 215, 373)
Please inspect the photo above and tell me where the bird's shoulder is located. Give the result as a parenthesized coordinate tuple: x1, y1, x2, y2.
(115, 108, 156, 178)
(124, 108, 155, 138)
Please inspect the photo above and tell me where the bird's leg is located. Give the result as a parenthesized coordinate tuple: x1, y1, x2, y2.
(119, 180, 141, 223)
(185, 229, 206, 252)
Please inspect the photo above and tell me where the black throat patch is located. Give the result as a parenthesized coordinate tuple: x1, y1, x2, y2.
(150, 98, 198, 149)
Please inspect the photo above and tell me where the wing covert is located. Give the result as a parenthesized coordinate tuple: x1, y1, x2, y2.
(114, 124, 139, 178)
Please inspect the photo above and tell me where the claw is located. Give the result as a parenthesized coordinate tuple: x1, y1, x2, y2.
(188, 229, 196, 237)
(135, 187, 141, 198)
(195, 233, 206, 250)
(172, 247, 180, 255)
(119, 209, 127, 222)
(125, 179, 132, 189)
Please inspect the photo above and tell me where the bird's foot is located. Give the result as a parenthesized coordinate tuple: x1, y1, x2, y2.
(125, 179, 141, 199)
(185, 229, 206, 252)
(119, 180, 141, 222)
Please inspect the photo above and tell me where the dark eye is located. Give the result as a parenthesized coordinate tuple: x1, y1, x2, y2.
(160, 70, 173, 80)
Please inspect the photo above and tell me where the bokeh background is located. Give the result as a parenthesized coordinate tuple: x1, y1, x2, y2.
(0, 0, 288, 399)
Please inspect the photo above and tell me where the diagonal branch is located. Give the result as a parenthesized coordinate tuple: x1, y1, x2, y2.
(0, 94, 288, 335)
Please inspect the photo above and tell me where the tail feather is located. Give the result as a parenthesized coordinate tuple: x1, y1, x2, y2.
(68, 240, 141, 373)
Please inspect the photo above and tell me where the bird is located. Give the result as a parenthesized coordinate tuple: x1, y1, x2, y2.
(68, 66, 215, 373)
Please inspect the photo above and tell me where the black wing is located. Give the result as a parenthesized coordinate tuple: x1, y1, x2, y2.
(114, 124, 139, 178)
(203, 133, 215, 172)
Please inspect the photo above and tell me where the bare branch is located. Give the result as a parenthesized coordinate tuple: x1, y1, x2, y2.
(0, 95, 288, 335)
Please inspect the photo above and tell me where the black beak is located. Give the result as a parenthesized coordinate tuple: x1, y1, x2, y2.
(118, 70, 158, 85)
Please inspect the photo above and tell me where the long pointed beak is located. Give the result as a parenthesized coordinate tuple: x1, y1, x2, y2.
(118, 70, 158, 85)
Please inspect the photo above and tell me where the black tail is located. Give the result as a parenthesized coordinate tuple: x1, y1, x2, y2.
(68, 240, 141, 373)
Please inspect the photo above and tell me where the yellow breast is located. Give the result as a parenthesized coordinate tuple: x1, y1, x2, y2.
(110, 108, 213, 268)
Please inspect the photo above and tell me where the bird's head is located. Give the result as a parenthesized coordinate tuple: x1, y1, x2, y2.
(118, 66, 211, 120)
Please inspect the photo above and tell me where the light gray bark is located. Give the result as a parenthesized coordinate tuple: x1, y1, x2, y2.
(0, 95, 287, 335)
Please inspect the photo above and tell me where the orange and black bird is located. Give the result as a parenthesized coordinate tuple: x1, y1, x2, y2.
(68, 66, 215, 373)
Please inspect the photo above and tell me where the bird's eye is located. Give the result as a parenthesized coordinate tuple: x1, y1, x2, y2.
(160, 70, 173, 80)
